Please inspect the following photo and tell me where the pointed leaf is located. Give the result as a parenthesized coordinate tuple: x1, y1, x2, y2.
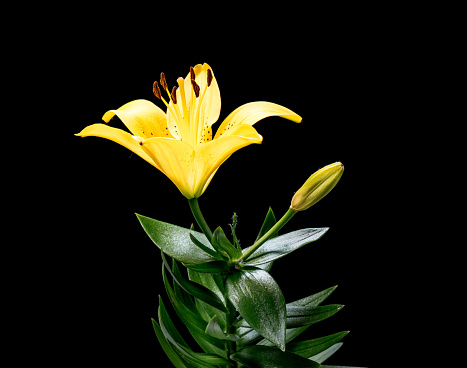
(243, 228, 328, 266)
(321, 366, 368, 368)
(184, 260, 231, 273)
(258, 285, 339, 346)
(255, 207, 278, 242)
(254, 207, 278, 271)
(187, 269, 228, 330)
(286, 304, 344, 328)
(189, 234, 226, 261)
(151, 319, 191, 368)
(158, 304, 223, 368)
(289, 285, 338, 307)
(212, 227, 242, 260)
(162, 251, 227, 313)
(162, 266, 227, 354)
(236, 327, 262, 347)
(287, 331, 349, 358)
(226, 268, 286, 350)
(158, 296, 191, 349)
(172, 259, 196, 310)
(162, 265, 210, 331)
(230, 345, 320, 367)
(205, 315, 239, 341)
(310, 342, 343, 363)
(137, 213, 217, 264)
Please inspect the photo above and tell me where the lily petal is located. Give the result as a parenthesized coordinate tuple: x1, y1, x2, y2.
(193, 63, 221, 130)
(140, 138, 196, 198)
(194, 125, 263, 197)
(76, 123, 159, 168)
(214, 101, 302, 139)
(102, 99, 170, 139)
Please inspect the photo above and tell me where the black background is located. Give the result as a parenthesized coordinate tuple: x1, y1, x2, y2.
(41, 7, 414, 367)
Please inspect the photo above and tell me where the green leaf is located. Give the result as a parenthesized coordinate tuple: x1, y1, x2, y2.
(255, 207, 278, 242)
(151, 319, 191, 368)
(162, 251, 228, 313)
(172, 259, 196, 311)
(230, 345, 320, 367)
(136, 213, 217, 264)
(189, 234, 226, 261)
(158, 303, 225, 368)
(236, 327, 262, 347)
(287, 331, 349, 358)
(184, 260, 231, 273)
(212, 227, 242, 261)
(162, 264, 210, 331)
(321, 366, 368, 368)
(235, 303, 343, 329)
(289, 285, 338, 307)
(309, 343, 343, 364)
(226, 268, 286, 351)
(205, 315, 239, 341)
(162, 265, 227, 356)
(158, 296, 191, 350)
(187, 269, 228, 330)
(243, 228, 329, 266)
(286, 304, 344, 328)
(253, 207, 278, 271)
(258, 285, 339, 346)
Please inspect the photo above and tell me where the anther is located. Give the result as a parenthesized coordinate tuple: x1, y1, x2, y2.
(153, 81, 162, 99)
(207, 69, 213, 87)
(171, 86, 178, 104)
(190, 66, 195, 81)
(191, 79, 200, 97)
(160, 72, 168, 91)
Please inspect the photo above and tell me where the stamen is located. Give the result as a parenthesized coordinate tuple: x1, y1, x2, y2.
(190, 66, 195, 81)
(191, 79, 200, 97)
(153, 81, 162, 99)
(207, 69, 213, 87)
(177, 77, 188, 121)
(160, 72, 168, 91)
(171, 86, 178, 104)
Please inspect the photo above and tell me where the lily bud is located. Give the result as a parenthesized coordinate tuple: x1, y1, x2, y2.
(291, 162, 344, 211)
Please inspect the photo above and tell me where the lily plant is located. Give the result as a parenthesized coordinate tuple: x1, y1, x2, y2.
(77, 63, 364, 368)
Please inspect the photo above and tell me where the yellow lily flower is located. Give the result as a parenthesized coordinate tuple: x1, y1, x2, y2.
(76, 63, 302, 198)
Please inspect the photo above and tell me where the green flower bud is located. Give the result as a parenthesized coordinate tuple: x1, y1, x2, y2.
(291, 162, 344, 211)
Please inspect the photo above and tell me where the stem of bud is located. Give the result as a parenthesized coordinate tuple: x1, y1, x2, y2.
(239, 208, 297, 262)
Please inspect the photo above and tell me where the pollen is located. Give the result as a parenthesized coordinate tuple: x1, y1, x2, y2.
(190, 66, 195, 80)
(160, 72, 168, 91)
(191, 79, 200, 97)
(207, 69, 213, 87)
(171, 86, 178, 104)
(153, 81, 162, 99)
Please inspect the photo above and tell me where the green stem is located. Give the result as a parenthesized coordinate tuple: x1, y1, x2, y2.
(239, 207, 297, 262)
(188, 198, 213, 241)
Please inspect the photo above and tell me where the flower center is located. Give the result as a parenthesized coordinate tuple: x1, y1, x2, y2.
(152, 67, 214, 147)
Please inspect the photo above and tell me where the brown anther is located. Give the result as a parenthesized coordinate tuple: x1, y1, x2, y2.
(153, 81, 162, 99)
(190, 66, 195, 81)
(171, 86, 178, 104)
(191, 79, 200, 97)
(207, 69, 213, 87)
(160, 72, 168, 91)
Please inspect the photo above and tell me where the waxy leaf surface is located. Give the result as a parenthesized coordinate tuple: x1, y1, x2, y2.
(230, 345, 320, 367)
(137, 214, 216, 264)
(226, 268, 286, 350)
(243, 228, 329, 266)
(287, 331, 349, 358)
(162, 252, 227, 313)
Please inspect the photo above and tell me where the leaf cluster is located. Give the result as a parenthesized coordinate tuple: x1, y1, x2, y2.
(138, 209, 364, 368)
